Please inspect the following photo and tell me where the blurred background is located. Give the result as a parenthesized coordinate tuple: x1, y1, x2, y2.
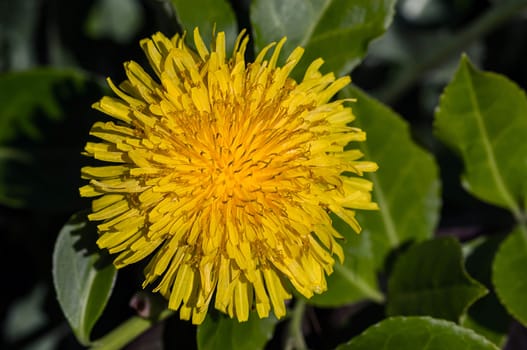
(1, 0, 527, 349)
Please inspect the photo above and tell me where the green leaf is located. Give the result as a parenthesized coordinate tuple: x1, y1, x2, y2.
(309, 85, 440, 306)
(493, 226, 527, 327)
(0, 68, 103, 211)
(462, 296, 510, 347)
(463, 235, 510, 347)
(250, 0, 396, 78)
(435, 55, 527, 218)
(52, 212, 117, 345)
(308, 213, 383, 306)
(197, 312, 277, 350)
(337, 316, 500, 350)
(171, 0, 237, 53)
(343, 86, 441, 270)
(387, 237, 487, 322)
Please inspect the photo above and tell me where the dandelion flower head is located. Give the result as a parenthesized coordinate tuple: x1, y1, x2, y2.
(81, 28, 378, 324)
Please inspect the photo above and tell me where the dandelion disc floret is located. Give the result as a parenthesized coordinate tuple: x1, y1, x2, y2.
(81, 28, 378, 324)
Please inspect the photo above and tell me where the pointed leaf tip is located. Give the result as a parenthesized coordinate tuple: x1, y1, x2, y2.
(435, 55, 527, 216)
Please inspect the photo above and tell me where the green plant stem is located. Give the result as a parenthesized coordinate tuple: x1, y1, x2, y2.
(286, 300, 308, 350)
(90, 310, 173, 350)
(377, 0, 527, 103)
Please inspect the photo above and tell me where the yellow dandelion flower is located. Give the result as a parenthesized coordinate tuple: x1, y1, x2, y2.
(81, 28, 378, 325)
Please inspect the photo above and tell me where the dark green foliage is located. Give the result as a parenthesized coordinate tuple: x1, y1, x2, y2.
(3, 0, 527, 349)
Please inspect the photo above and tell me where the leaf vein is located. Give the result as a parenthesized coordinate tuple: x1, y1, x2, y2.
(464, 67, 521, 218)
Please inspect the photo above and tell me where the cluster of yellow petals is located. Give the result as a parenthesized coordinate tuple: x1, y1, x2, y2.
(81, 28, 377, 324)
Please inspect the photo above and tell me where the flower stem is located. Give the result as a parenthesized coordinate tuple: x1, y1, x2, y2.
(90, 310, 173, 350)
(377, 0, 527, 103)
(286, 300, 308, 350)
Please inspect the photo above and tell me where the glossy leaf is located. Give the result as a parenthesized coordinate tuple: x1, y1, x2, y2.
(196, 312, 277, 350)
(493, 226, 527, 327)
(387, 237, 487, 321)
(0, 68, 103, 211)
(343, 86, 441, 270)
(310, 85, 440, 305)
(308, 214, 383, 306)
(435, 55, 527, 217)
(463, 235, 510, 347)
(250, 0, 396, 78)
(338, 316, 500, 350)
(171, 0, 237, 53)
(52, 212, 116, 345)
